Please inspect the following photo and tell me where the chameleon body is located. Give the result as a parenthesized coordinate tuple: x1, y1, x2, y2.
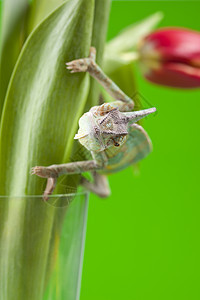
(76, 102, 153, 174)
(32, 47, 156, 199)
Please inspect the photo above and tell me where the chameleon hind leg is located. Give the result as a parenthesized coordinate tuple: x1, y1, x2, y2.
(66, 47, 134, 112)
(80, 172, 110, 198)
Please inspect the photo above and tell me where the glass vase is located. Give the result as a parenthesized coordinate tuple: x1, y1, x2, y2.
(0, 192, 89, 300)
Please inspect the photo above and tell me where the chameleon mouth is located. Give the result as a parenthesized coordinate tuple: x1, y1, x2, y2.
(74, 133, 88, 139)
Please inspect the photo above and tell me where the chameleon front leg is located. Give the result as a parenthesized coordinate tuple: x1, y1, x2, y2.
(66, 47, 134, 111)
(32, 160, 102, 200)
(80, 172, 110, 198)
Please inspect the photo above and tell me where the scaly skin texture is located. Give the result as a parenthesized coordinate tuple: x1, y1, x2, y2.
(32, 48, 156, 199)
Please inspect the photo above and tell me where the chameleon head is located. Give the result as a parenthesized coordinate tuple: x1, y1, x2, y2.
(74, 110, 128, 152)
(74, 106, 156, 152)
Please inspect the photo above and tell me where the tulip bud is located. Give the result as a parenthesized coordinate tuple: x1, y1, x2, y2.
(138, 27, 200, 88)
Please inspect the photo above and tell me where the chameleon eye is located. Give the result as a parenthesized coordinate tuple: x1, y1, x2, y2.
(114, 142, 120, 147)
(111, 135, 127, 148)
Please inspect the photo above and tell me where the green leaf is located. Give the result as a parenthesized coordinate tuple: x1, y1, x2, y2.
(101, 12, 163, 105)
(85, 0, 111, 109)
(105, 11, 163, 55)
(0, 0, 29, 117)
(27, 0, 65, 34)
(0, 0, 94, 299)
(0, 0, 94, 196)
(103, 12, 163, 77)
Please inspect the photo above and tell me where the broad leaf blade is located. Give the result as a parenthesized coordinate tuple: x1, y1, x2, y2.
(0, 0, 29, 117)
(0, 0, 93, 196)
(27, 0, 65, 34)
(0, 1, 94, 299)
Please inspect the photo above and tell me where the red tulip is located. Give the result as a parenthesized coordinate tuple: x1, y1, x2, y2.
(138, 27, 200, 88)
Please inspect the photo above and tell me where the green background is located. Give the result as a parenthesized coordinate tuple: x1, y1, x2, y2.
(81, 1, 200, 300)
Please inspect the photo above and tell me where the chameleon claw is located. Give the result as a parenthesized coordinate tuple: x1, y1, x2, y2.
(31, 166, 55, 178)
(66, 66, 73, 70)
(66, 64, 81, 73)
(31, 166, 47, 177)
(66, 62, 75, 69)
(31, 166, 38, 175)
(66, 59, 89, 73)
(66, 47, 97, 73)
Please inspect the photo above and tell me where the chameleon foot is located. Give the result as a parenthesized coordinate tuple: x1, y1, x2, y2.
(66, 58, 91, 73)
(31, 166, 56, 178)
(66, 47, 96, 73)
(31, 167, 57, 200)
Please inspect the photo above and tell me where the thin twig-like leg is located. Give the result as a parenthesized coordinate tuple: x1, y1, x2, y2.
(44, 178, 57, 200)
(32, 160, 102, 200)
(80, 172, 110, 198)
(66, 47, 134, 111)
(32, 160, 101, 178)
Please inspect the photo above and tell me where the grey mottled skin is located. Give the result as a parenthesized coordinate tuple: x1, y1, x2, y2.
(32, 48, 156, 200)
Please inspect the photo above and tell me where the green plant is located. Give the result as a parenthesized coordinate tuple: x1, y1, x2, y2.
(0, 1, 162, 298)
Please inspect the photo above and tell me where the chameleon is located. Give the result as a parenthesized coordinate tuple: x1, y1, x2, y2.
(31, 47, 156, 200)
